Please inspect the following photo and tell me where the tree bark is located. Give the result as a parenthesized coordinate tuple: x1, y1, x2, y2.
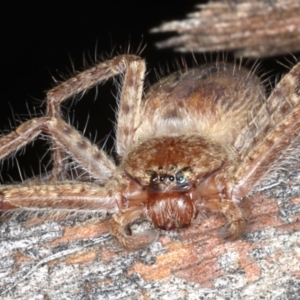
(152, 0, 300, 58)
(1, 170, 300, 299)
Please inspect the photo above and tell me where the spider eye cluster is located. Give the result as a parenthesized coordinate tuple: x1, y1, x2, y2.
(146, 167, 190, 189)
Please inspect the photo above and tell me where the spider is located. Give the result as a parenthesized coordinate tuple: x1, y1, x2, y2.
(0, 54, 300, 250)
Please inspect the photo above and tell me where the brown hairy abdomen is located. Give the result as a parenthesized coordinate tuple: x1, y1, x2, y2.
(136, 63, 265, 148)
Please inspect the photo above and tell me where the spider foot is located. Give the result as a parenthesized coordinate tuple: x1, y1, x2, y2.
(220, 218, 245, 240)
(110, 210, 159, 250)
(196, 198, 245, 240)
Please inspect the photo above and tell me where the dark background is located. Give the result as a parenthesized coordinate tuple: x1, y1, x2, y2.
(0, 1, 297, 182)
(0, 1, 204, 181)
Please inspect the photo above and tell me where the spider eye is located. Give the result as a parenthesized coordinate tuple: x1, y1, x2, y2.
(175, 172, 186, 184)
(151, 174, 158, 184)
(146, 170, 158, 184)
(168, 175, 175, 181)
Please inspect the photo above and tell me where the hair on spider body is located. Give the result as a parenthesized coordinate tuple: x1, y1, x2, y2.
(1, 54, 300, 250)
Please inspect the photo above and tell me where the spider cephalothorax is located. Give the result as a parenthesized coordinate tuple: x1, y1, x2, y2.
(122, 135, 228, 231)
(1, 55, 300, 250)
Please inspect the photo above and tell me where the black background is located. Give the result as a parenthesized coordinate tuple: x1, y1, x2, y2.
(1, 1, 204, 181)
(1, 1, 202, 126)
(0, 1, 298, 182)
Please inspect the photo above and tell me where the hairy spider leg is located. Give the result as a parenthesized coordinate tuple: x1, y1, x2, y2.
(45, 55, 146, 177)
(231, 63, 300, 199)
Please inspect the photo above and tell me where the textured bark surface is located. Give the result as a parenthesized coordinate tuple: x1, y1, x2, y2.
(152, 0, 300, 58)
(1, 169, 300, 299)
